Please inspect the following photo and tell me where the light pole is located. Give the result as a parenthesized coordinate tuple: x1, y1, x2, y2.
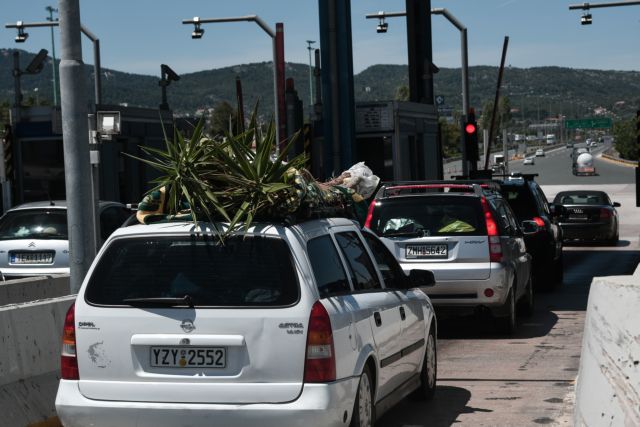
(45, 6, 58, 106)
(182, 15, 284, 147)
(306, 40, 315, 108)
(5, 20, 102, 105)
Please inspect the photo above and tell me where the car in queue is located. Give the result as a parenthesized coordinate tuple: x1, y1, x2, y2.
(364, 181, 534, 334)
(553, 190, 620, 245)
(0, 201, 132, 279)
(523, 156, 535, 165)
(55, 218, 438, 427)
(535, 149, 545, 157)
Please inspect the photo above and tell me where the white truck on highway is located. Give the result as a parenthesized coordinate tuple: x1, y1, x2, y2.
(572, 149, 596, 176)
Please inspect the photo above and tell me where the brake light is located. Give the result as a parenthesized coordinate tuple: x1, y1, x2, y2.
(364, 200, 376, 229)
(600, 208, 612, 219)
(61, 303, 79, 380)
(304, 301, 336, 383)
(533, 217, 545, 228)
(481, 197, 502, 262)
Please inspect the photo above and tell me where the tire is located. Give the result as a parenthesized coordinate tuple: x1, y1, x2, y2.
(412, 326, 437, 401)
(518, 274, 534, 317)
(608, 231, 619, 246)
(497, 287, 517, 335)
(350, 365, 375, 427)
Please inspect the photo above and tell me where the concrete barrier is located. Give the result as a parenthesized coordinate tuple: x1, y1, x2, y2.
(0, 296, 75, 427)
(600, 153, 638, 167)
(0, 275, 70, 306)
(574, 263, 640, 426)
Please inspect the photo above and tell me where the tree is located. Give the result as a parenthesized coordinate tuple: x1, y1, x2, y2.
(209, 101, 238, 137)
(613, 117, 639, 161)
(479, 96, 512, 133)
(395, 85, 409, 101)
(439, 118, 461, 159)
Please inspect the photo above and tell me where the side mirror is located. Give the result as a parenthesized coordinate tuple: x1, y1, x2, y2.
(613, 202, 621, 207)
(408, 269, 435, 288)
(521, 220, 540, 235)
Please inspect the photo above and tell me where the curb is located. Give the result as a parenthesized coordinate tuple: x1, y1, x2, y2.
(600, 153, 638, 167)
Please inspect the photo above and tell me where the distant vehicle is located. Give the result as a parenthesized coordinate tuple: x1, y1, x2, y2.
(553, 190, 620, 245)
(523, 157, 535, 165)
(493, 154, 505, 165)
(0, 201, 131, 279)
(514, 134, 524, 142)
(572, 152, 595, 176)
(545, 134, 556, 145)
(535, 149, 545, 157)
(566, 141, 574, 148)
(525, 135, 537, 142)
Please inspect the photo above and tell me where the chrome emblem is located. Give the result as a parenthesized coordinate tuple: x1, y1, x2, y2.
(179, 338, 190, 345)
(28, 242, 36, 248)
(573, 209, 583, 214)
(180, 319, 195, 333)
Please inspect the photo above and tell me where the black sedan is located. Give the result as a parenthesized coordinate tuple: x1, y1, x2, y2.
(553, 190, 620, 245)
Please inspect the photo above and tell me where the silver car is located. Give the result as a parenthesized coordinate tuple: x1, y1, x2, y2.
(0, 201, 131, 278)
(365, 182, 535, 334)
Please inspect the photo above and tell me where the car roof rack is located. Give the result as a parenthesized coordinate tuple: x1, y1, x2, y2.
(375, 180, 492, 199)
(491, 172, 539, 181)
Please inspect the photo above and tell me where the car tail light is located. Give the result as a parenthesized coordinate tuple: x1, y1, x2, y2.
(533, 217, 545, 228)
(61, 303, 79, 380)
(304, 301, 336, 383)
(600, 208, 612, 219)
(481, 197, 502, 262)
(364, 200, 376, 229)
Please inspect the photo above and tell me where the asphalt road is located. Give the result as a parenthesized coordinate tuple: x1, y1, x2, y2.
(377, 151, 640, 426)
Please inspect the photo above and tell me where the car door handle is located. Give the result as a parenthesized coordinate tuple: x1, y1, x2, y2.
(373, 312, 382, 327)
(399, 306, 406, 321)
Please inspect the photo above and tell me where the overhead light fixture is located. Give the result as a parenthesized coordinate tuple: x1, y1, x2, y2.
(377, 18, 388, 33)
(15, 22, 28, 43)
(191, 17, 204, 39)
(581, 13, 592, 25)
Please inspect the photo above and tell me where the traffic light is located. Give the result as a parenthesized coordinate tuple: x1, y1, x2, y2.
(464, 109, 479, 161)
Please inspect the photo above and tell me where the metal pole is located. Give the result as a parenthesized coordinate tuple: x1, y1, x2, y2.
(484, 36, 510, 171)
(46, 6, 58, 106)
(306, 40, 315, 107)
(271, 37, 281, 149)
(58, 0, 96, 293)
(503, 128, 509, 175)
(275, 23, 286, 150)
(569, 0, 640, 9)
(80, 26, 101, 105)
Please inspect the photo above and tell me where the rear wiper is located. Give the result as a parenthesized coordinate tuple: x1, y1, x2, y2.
(123, 295, 195, 308)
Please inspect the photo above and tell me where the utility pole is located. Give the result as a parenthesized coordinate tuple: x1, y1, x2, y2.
(306, 40, 315, 109)
(58, 0, 95, 293)
(46, 6, 58, 106)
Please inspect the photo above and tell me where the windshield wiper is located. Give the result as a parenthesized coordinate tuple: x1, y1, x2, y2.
(123, 295, 195, 308)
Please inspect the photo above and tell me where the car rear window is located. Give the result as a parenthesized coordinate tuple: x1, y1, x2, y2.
(370, 196, 486, 237)
(85, 235, 299, 307)
(554, 193, 605, 205)
(0, 209, 68, 240)
(500, 185, 538, 221)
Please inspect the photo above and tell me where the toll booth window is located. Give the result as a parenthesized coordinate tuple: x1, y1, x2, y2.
(21, 140, 65, 202)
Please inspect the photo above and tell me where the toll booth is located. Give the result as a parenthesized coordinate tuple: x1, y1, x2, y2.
(6, 105, 190, 209)
(354, 101, 440, 182)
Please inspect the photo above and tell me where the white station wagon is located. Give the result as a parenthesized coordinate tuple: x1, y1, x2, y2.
(55, 218, 437, 427)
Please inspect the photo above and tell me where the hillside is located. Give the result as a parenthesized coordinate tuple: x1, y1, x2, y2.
(1, 48, 639, 119)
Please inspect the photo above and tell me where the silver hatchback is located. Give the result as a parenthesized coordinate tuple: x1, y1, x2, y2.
(0, 201, 131, 278)
(365, 182, 535, 333)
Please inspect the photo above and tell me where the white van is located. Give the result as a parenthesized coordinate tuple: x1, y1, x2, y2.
(545, 134, 556, 145)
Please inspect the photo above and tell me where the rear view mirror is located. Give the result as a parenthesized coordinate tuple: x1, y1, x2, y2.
(408, 270, 435, 288)
(613, 202, 621, 207)
(521, 220, 540, 235)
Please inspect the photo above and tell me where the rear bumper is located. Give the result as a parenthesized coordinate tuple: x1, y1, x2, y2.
(402, 262, 511, 310)
(55, 377, 359, 427)
(0, 267, 69, 278)
(560, 222, 614, 241)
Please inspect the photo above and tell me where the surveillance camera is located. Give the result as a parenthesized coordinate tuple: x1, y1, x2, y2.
(15, 28, 28, 43)
(192, 24, 204, 39)
(581, 13, 592, 25)
(376, 22, 388, 34)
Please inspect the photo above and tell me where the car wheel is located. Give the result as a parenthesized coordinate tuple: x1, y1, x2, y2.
(350, 365, 375, 427)
(497, 287, 517, 335)
(518, 274, 534, 317)
(411, 326, 437, 401)
(608, 231, 619, 246)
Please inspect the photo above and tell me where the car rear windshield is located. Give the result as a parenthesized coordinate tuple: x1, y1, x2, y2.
(554, 193, 605, 205)
(500, 185, 537, 221)
(370, 196, 486, 237)
(0, 209, 68, 240)
(85, 235, 299, 307)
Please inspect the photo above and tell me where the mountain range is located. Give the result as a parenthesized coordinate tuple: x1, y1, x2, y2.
(1, 48, 639, 120)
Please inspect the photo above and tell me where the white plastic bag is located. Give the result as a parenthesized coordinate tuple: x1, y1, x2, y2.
(342, 162, 380, 199)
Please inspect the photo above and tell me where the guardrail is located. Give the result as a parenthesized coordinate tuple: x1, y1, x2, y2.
(600, 153, 639, 167)
(574, 263, 640, 425)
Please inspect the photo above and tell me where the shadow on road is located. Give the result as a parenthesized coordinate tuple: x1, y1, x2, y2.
(563, 239, 631, 248)
(376, 385, 488, 427)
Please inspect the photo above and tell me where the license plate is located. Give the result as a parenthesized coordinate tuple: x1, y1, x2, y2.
(150, 346, 226, 368)
(10, 252, 54, 264)
(406, 244, 447, 259)
(569, 214, 588, 220)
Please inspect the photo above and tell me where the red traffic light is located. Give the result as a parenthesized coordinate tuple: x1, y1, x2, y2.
(465, 123, 477, 134)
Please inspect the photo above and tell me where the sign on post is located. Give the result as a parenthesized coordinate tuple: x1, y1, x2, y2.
(564, 117, 612, 129)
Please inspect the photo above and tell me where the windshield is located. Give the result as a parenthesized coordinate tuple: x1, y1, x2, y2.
(0, 209, 68, 240)
(370, 196, 486, 237)
(85, 235, 299, 307)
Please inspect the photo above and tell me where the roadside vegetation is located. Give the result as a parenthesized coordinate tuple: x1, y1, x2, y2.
(613, 116, 639, 161)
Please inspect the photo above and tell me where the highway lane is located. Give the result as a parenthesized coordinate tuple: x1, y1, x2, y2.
(377, 151, 640, 426)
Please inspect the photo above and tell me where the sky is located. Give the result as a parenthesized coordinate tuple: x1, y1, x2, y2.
(1, 0, 639, 77)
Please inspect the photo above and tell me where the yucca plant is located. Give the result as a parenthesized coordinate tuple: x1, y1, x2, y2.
(128, 106, 307, 240)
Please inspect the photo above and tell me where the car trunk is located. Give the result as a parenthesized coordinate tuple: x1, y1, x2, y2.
(371, 196, 491, 280)
(560, 204, 603, 223)
(76, 233, 307, 404)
